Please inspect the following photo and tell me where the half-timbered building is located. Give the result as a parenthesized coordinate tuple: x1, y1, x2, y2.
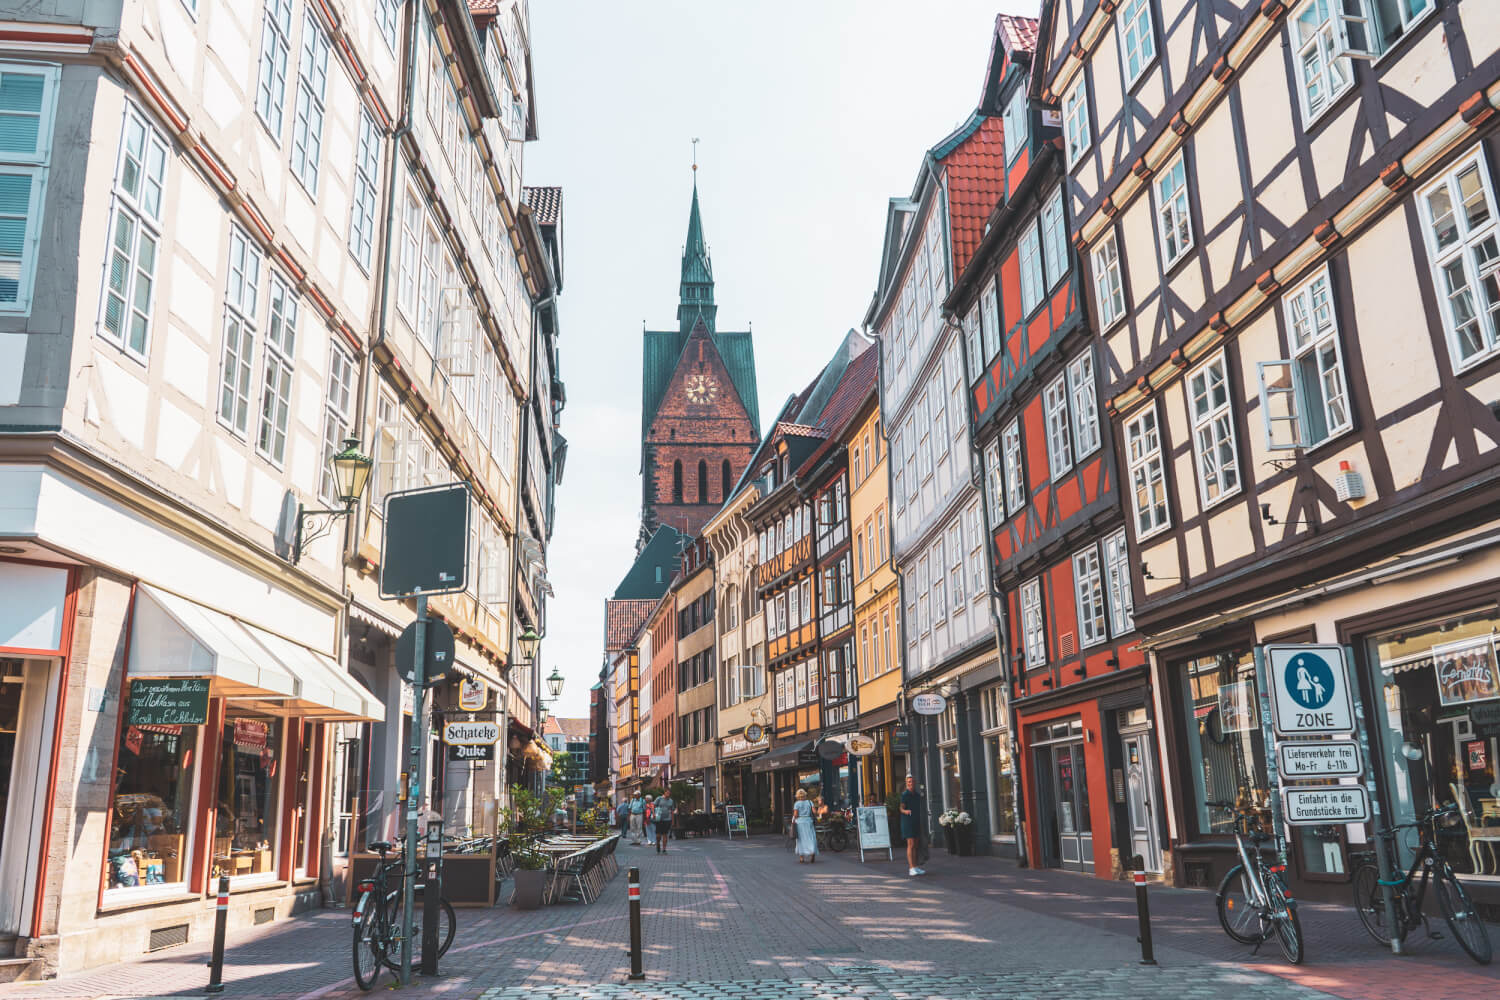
(675, 538, 718, 805)
(1036, 0, 1500, 899)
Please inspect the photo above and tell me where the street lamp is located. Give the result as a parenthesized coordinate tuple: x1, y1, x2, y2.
(538, 701, 550, 726)
(518, 627, 541, 664)
(292, 439, 373, 564)
(546, 666, 564, 699)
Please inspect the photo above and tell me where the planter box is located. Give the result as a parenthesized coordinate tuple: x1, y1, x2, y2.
(510, 869, 548, 910)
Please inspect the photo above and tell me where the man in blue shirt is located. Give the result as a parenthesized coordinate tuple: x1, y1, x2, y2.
(628, 792, 646, 845)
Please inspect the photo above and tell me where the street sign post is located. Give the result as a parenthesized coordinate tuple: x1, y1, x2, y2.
(1282, 785, 1372, 825)
(1277, 740, 1362, 778)
(378, 483, 471, 985)
(1266, 644, 1355, 737)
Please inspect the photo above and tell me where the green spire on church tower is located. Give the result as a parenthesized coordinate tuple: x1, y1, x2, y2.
(677, 174, 716, 333)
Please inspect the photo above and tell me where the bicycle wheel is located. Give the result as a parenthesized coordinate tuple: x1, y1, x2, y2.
(1215, 864, 1265, 945)
(382, 891, 457, 971)
(1434, 861, 1493, 965)
(352, 904, 383, 991)
(827, 826, 848, 852)
(1266, 874, 1305, 965)
(1350, 863, 1395, 946)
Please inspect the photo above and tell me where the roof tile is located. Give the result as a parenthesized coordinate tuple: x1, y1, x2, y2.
(524, 186, 563, 226)
(997, 13, 1039, 56)
(939, 115, 1007, 276)
(605, 598, 656, 652)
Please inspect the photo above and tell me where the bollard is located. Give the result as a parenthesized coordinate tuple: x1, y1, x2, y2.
(627, 866, 644, 981)
(205, 874, 230, 993)
(1131, 855, 1156, 966)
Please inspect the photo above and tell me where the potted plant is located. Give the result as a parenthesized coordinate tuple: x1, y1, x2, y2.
(952, 811, 974, 856)
(509, 840, 549, 909)
(938, 809, 962, 854)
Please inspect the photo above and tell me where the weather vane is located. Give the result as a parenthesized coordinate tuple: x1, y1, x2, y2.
(692, 137, 699, 173)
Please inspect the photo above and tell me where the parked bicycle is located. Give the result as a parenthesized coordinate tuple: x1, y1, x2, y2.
(1207, 800, 1304, 964)
(351, 840, 458, 990)
(1350, 803, 1492, 965)
(815, 819, 850, 853)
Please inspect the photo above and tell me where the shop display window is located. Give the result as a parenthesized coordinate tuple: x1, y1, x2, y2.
(214, 715, 283, 879)
(106, 721, 199, 891)
(988, 736, 1017, 836)
(942, 748, 961, 811)
(1367, 608, 1500, 876)
(1175, 651, 1269, 836)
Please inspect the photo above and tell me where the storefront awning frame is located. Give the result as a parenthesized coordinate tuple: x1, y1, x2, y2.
(750, 740, 813, 773)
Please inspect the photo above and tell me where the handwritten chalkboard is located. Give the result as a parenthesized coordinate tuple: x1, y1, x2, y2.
(128, 678, 210, 726)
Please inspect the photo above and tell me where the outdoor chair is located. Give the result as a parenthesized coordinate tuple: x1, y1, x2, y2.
(1451, 782, 1500, 875)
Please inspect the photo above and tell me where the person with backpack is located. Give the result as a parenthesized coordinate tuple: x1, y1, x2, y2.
(652, 791, 675, 853)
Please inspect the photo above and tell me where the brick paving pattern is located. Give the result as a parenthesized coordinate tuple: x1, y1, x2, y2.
(1, 836, 1494, 1000)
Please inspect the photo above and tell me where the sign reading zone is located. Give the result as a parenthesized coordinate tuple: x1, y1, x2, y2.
(1266, 644, 1355, 737)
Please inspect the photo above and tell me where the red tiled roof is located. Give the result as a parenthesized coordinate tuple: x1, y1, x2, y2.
(796, 348, 879, 477)
(997, 13, 1039, 56)
(605, 598, 655, 653)
(940, 115, 1007, 277)
(469, 1, 499, 14)
(524, 186, 562, 226)
(545, 717, 592, 739)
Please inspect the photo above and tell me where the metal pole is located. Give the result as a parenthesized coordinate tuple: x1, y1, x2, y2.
(1348, 645, 1402, 955)
(401, 593, 428, 985)
(627, 866, 644, 981)
(422, 818, 442, 974)
(1252, 648, 1288, 862)
(205, 874, 229, 992)
(1132, 857, 1156, 966)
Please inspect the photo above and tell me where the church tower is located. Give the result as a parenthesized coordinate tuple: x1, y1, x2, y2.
(638, 179, 759, 550)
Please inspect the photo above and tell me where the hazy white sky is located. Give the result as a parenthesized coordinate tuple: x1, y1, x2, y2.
(527, 1, 1040, 717)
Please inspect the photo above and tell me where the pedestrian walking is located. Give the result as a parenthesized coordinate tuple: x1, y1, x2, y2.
(900, 775, 926, 877)
(652, 790, 675, 852)
(793, 788, 817, 863)
(628, 791, 646, 845)
(615, 798, 628, 831)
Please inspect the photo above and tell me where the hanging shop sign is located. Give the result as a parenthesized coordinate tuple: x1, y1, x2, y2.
(1431, 636, 1500, 707)
(745, 723, 765, 744)
(1281, 785, 1371, 826)
(649, 753, 670, 764)
(1217, 679, 1258, 734)
(448, 742, 494, 762)
(636, 754, 649, 769)
(458, 676, 488, 712)
(1276, 740, 1362, 779)
(845, 733, 876, 756)
(891, 726, 910, 753)
(443, 720, 501, 746)
(817, 739, 845, 761)
(911, 693, 947, 716)
(127, 677, 210, 726)
(233, 718, 269, 751)
(1266, 644, 1355, 737)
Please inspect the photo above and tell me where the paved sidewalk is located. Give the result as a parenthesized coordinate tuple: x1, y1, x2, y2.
(0, 835, 1493, 999)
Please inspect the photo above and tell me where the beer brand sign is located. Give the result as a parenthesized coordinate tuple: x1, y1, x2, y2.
(1431, 636, 1500, 707)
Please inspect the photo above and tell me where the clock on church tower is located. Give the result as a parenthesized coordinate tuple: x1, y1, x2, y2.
(685, 374, 719, 405)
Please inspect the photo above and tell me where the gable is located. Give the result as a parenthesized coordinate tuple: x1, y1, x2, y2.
(643, 321, 758, 443)
(642, 326, 760, 441)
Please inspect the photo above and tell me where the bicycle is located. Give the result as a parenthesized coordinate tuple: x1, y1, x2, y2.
(1208, 800, 1305, 964)
(815, 817, 851, 853)
(351, 840, 458, 991)
(1350, 803, 1493, 965)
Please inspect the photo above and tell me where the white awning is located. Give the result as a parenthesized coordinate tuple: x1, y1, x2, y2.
(349, 601, 401, 638)
(130, 586, 380, 722)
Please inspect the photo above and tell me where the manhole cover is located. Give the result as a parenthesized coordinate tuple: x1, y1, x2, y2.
(826, 964, 885, 975)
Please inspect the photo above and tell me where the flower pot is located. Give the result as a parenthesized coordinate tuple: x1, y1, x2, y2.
(955, 826, 974, 857)
(510, 869, 548, 910)
(942, 826, 957, 854)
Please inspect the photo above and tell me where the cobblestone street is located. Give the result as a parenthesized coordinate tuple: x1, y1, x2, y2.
(2, 836, 1496, 1000)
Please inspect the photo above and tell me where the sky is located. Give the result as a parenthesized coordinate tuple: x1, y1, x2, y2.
(526, 1, 1041, 719)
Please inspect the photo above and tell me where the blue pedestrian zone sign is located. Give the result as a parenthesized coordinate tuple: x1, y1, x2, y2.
(1267, 644, 1355, 737)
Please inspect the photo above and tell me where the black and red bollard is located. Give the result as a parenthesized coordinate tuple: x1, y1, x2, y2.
(206, 874, 230, 992)
(627, 866, 644, 981)
(1131, 855, 1156, 966)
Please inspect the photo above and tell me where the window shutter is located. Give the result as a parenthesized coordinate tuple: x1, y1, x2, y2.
(1256, 360, 1302, 451)
(1333, 0, 1377, 59)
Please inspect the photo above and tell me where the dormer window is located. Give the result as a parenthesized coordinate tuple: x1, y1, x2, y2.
(1003, 85, 1029, 162)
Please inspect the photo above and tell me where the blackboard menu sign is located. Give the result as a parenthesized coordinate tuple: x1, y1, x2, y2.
(128, 678, 210, 726)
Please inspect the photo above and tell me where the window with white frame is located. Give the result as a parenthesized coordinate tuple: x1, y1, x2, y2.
(1188, 352, 1240, 506)
(397, 187, 420, 318)
(1041, 187, 1068, 288)
(320, 341, 356, 504)
(1103, 528, 1134, 636)
(1043, 375, 1073, 479)
(348, 109, 381, 271)
(0, 63, 58, 315)
(1002, 418, 1025, 514)
(255, 274, 297, 465)
(983, 441, 1004, 524)
(419, 221, 441, 349)
(948, 521, 966, 608)
(1258, 266, 1352, 449)
(1418, 151, 1500, 371)
(218, 227, 262, 436)
(99, 102, 166, 355)
(1291, 0, 1355, 121)
(1117, 0, 1157, 86)
(963, 304, 982, 380)
(966, 501, 986, 603)
(1125, 405, 1170, 537)
(1092, 231, 1127, 329)
(932, 536, 948, 623)
(1154, 151, 1193, 268)
(980, 278, 1001, 362)
(1067, 349, 1101, 458)
(376, 0, 399, 51)
(1019, 223, 1044, 316)
(255, 0, 293, 136)
(917, 556, 931, 635)
(1063, 74, 1090, 166)
(1021, 578, 1046, 669)
(1003, 84, 1029, 162)
(1073, 545, 1107, 648)
(290, 10, 331, 193)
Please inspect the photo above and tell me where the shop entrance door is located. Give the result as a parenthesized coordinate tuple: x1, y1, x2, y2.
(1031, 720, 1092, 873)
(0, 659, 56, 935)
(1120, 730, 1163, 874)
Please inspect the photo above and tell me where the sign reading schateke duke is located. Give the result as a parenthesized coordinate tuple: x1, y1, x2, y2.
(443, 720, 501, 746)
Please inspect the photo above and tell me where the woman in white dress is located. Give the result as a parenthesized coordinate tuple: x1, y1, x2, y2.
(793, 788, 817, 863)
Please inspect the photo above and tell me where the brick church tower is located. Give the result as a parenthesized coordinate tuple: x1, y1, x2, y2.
(638, 179, 759, 549)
